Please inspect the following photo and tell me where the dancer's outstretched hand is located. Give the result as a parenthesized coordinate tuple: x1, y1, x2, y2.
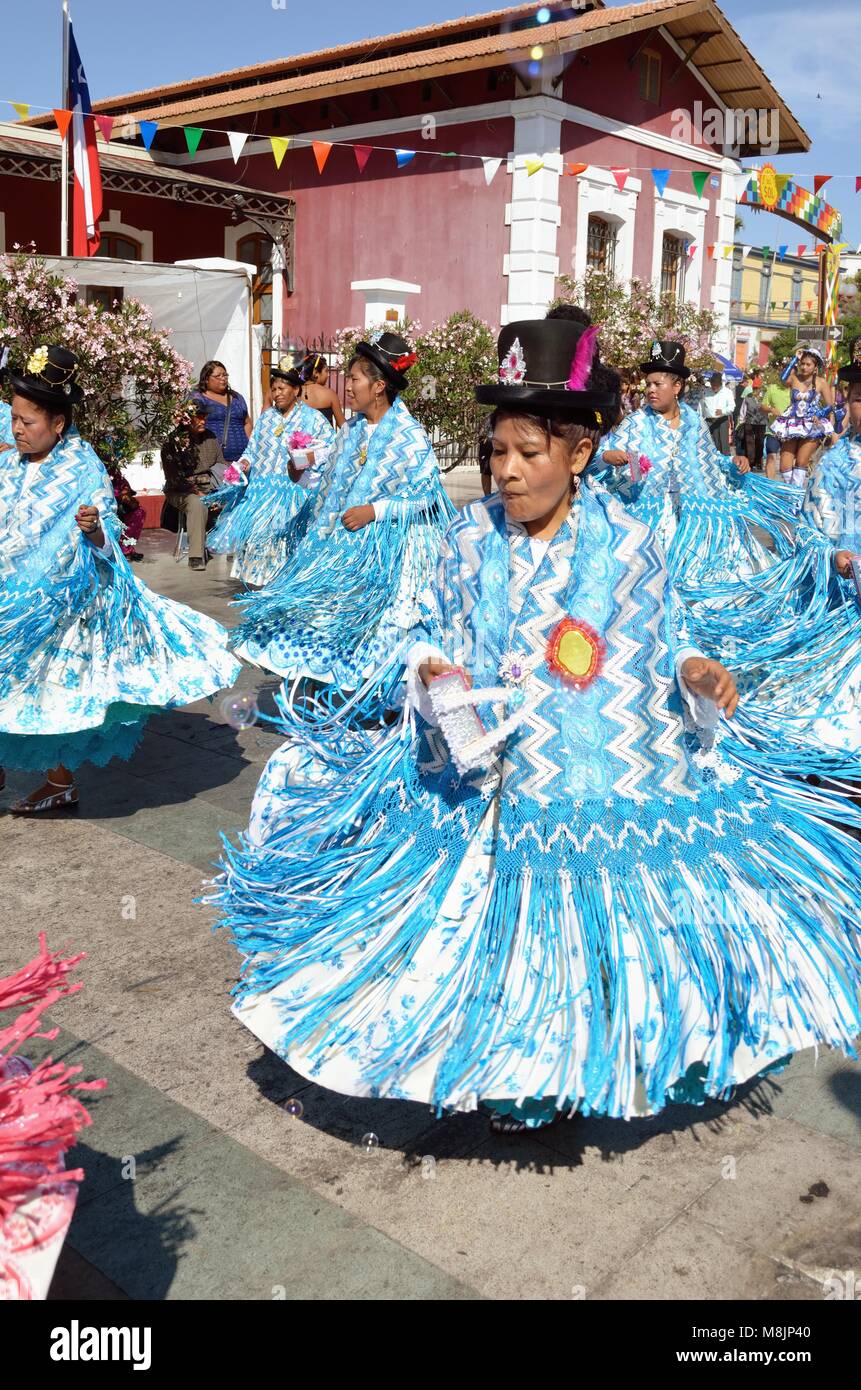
(419, 660, 473, 691)
(342, 505, 375, 531)
(680, 657, 739, 717)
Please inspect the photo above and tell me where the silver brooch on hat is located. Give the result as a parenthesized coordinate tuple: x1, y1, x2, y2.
(499, 337, 527, 384)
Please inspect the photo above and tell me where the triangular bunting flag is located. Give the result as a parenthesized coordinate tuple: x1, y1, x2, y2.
(813, 174, 831, 195)
(723, 245, 733, 258)
(651, 168, 670, 197)
(395, 149, 416, 169)
(227, 131, 248, 163)
(525, 158, 544, 177)
(53, 109, 72, 140)
(774, 174, 790, 198)
(140, 121, 158, 151)
(270, 136, 290, 168)
(734, 170, 752, 201)
(686, 242, 697, 260)
(706, 244, 715, 260)
(95, 115, 114, 142)
(796, 243, 807, 258)
(565, 162, 587, 177)
(776, 245, 787, 261)
(312, 140, 333, 174)
(740, 246, 753, 260)
(353, 145, 372, 173)
(761, 246, 771, 258)
(855, 176, 861, 193)
(184, 127, 204, 158)
(691, 170, 709, 198)
(481, 157, 502, 186)
(610, 167, 629, 192)
(806, 299, 814, 309)
(11, 102, 30, 121)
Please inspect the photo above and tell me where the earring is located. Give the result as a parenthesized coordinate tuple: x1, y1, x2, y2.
(570, 474, 581, 501)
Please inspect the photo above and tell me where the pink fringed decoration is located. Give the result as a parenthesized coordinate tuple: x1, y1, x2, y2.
(566, 324, 601, 392)
(0, 939, 105, 1219)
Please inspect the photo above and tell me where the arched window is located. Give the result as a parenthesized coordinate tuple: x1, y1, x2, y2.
(587, 215, 618, 276)
(660, 233, 686, 302)
(95, 233, 142, 261)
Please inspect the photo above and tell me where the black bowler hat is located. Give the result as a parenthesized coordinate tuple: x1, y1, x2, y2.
(355, 331, 417, 394)
(838, 335, 861, 385)
(270, 353, 303, 387)
(474, 318, 614, 424)
(638, 339, 691, 380)
(8, 343, 84, 406)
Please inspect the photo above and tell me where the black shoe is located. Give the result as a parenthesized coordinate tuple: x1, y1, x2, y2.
(189, 557, 206, 571)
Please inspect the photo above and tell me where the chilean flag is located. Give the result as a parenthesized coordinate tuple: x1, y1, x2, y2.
(69, 25, 102, 256)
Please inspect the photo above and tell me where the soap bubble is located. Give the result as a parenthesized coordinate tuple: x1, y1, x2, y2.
(537, 6, 551, 20)
(220, 691, 258, 729)
(283, 1097, 304, 1119)
(530, 45, 544, 60)
(360, 1132, 380, 1154)
(421, 1155, 437, 1180)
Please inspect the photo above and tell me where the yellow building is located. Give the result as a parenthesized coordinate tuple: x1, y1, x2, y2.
(730, 247, 821, 368)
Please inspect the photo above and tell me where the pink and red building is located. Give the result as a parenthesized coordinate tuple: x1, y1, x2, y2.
(10, 0, 808, 364)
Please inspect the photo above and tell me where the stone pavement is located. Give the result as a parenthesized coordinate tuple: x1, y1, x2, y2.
(3, 494, 861, 1301)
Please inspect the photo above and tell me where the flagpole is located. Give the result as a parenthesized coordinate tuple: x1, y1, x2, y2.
(60, 0, 70, 255)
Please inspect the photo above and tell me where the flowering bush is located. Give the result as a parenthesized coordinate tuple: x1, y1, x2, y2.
(0, 252, 191, 465)
(552, 270, 721, 374)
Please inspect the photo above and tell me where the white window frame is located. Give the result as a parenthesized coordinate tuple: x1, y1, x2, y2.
(571, 165, 640, 285)
(651, 185, 706, 307)
(100, 208, 153, 261)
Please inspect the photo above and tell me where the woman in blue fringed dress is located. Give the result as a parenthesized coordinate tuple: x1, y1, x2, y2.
(0, 345, 241, 815)
(231, 332, 454, 710)
(212, 319, 861, 1135)
(206, 359, 334, 588)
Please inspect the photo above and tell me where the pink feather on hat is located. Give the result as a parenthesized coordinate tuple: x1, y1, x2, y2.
(566, 324, 601, 391)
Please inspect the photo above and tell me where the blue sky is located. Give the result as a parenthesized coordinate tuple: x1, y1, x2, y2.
(2, 0, 857, 248)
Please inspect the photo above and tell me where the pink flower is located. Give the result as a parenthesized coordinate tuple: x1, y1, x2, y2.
(222, 463, 243, 485)
(288, 430, 313, 450)
(638, 455, 652, 477)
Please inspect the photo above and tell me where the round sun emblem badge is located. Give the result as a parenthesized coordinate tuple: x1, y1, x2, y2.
(758, 163, 780, 211)
(546, 618, 606, 690)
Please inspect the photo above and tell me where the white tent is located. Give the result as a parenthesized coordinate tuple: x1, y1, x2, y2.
(43, 255, 260, 492)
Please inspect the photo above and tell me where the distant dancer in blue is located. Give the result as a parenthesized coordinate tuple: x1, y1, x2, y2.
(213, 318, 861, 1135)
(206, 358, 334, 587)
(232, 332, 454, 704)
(193, 359, 251, 463)
(0, 346, 241, 816)
(804, 336, 861, 575)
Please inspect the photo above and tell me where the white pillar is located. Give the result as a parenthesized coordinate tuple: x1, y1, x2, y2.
(710, 160, 740, 355)
(502, 103, 563, 325)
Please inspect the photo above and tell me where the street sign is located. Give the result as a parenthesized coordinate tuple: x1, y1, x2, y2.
(797, 325, 842, 341)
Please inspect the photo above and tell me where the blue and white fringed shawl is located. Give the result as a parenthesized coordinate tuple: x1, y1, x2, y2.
(593, 405, 861, 777)
(803, 431, 861, 554)
(211, 487, 861, 1126)
(206, 400, 334, 587)
(0, 432, 240, 771)
(231, 396, 455, 699)
(591, 402, 802, 588)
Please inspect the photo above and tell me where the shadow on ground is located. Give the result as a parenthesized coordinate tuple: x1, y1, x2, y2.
(244, 1044, 790, 1177)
